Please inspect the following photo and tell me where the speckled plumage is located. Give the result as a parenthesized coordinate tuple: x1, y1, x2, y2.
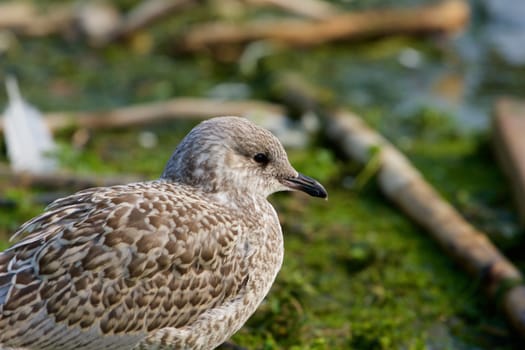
(0, 116, 327, 350)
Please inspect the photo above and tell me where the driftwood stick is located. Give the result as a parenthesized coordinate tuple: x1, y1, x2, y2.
(492, 98, 525, 228)
(326, 110, 525, 337)
(273, 75, 525, 335)
(243, 0, 339, 20)
(0, 98, 284, 133)
(179, 0, 469, 52)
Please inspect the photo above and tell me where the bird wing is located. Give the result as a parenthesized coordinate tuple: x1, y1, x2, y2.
(0, 181, 249, 349)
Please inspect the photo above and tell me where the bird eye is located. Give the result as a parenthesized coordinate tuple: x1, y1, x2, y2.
(253, 153, 269, 164)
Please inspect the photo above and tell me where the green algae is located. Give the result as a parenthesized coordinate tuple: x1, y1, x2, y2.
(1, 124, 519, 349)
(0, 1, 524, 349)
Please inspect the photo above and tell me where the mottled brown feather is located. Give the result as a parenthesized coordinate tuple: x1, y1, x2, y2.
(0, 181, 252, 348)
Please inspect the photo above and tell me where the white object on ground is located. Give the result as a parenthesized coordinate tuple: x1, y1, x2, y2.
(3, 76, 57, 174)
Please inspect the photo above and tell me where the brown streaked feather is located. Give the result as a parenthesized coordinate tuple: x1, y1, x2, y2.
(0, 180, 250, 349)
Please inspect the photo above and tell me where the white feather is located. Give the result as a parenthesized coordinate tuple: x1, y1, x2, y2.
(3, 76, 57, 174)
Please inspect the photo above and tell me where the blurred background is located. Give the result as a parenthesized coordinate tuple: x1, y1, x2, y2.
(1, 0, 525, 348)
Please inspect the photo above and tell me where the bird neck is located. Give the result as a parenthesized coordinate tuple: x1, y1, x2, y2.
(209, 190, 265, 211)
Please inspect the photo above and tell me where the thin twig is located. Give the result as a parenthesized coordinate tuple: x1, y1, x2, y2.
(0, 98, 285, 133)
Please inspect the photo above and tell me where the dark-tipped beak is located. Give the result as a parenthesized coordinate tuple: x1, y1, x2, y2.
(280, 173, 328, 199)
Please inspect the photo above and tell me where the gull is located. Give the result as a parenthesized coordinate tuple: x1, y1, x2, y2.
(0, 116, 327, 350)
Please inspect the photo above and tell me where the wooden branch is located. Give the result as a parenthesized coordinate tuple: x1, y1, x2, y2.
(493, 98, 525, 228)
(179, 0, 469, 52)
(273, 77, 525, 336)
(243, 0, 339, 20)
(0, 98, 285, 133)
(328, 111, 522, 286)
(326, 111, 525, 337)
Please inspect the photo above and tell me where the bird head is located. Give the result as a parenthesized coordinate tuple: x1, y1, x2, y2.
(162, 116, 327, 199)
